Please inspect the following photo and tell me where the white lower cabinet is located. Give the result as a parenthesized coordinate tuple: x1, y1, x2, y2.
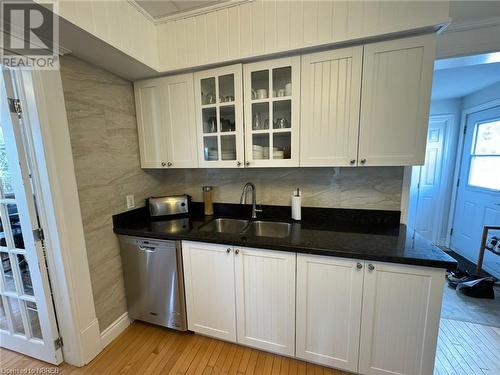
(235, 246, 296, 356)
(296, 254, 363, 372)
(182, 242, 445, 375)
(182, 241, 237, 342)
(358, 261, 445, 375)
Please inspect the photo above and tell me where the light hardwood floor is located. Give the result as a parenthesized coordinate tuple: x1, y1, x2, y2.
(1, 319, 499, 374)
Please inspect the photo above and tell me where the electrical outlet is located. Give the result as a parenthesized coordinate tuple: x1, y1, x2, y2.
(126, 195, 135, 209)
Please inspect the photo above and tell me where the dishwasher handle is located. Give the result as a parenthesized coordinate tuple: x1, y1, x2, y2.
(138, 244, 156, 253)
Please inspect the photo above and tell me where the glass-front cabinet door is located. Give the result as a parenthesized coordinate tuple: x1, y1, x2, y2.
(194, 64, 244, 168)
(243, 56, 300, 167)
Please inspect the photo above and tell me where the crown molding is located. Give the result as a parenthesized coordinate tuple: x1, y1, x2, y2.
(444, 16, 500, 34)
(130, 0, 253, 25)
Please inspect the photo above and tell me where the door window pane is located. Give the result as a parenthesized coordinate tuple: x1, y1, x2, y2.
(468, 120, 500, 190)
(474, 121, 500, 155)
(252, 103, 269, 130)
(251, 70, 269, 99)
(26, 301, 42, 339)
(6, 296, 24, 335)
(272, 66, 292, 97)
(220, 106, 235, 132)
(252, 134, 269, 160)
(7, 204, 24, 249)
(202, 108, 217, 134)
(203, 136, 218, 161)
(201, 77, 216, 105)
(1, 251, 16, 292)
(0, 215, 6, 248)
(273, 100, 291, 129)
(0, 126, 15, 199)
(0, 298, 7, 331)
(220, 135, 236, 161)
(218, 74, 235, 103)
(273, 132, 292, 160)
(17, 254, 33, 296)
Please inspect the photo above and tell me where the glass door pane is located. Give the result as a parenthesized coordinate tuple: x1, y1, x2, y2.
(272, 66, 292, 98)
(251, 70, 269, 100)
(273, 132, 292, 160)
(252, 134, 270, 160)
(273, 100, 291, 129)
(221, 135, 236, 160)
(203, 136, 219, 161)
(201, 77, 216, 105)
(218, 74, 235, 103)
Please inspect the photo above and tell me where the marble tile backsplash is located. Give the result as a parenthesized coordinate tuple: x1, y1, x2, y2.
(60, 55, 403, 333)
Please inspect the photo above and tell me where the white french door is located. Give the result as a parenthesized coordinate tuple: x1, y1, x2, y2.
(0, 69, 63, 364)
(450, 105, 500, 278)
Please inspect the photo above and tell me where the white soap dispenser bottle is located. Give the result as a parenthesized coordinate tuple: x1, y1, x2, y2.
(292, 188, 301, 221)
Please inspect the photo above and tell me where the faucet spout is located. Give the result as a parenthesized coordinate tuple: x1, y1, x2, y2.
(240, 182, 262, 219)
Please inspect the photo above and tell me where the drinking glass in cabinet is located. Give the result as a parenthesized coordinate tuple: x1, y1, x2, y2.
(201, 77, 216, 105)
(252, 102, 269, 130)
(251, 70, 269, 100)
(202, 107, 217, 133)
(252, 134, 270, 160)
(203, 136, 218, 161)
(221, 135, 237, 160)
(273, 100, 291, 129)
(220, 105, 236, 132)
(273, 67, 292, 97)
(273, 132, 291, 159)
(218, 74, 235, 103)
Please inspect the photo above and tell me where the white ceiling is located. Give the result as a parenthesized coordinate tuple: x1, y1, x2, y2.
(431, 62, 500, 100)
(136, 0, 226, 19)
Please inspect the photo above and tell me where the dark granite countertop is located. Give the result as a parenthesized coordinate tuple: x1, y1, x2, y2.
(112, 203, 456, 269)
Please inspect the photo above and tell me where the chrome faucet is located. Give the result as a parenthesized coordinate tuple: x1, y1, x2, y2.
(240, 182, 262, 219)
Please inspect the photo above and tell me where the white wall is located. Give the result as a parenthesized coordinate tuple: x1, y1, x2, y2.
(462, 81, 500, 109)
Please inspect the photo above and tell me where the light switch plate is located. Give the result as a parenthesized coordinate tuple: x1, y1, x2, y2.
(126, 195, 135, 209)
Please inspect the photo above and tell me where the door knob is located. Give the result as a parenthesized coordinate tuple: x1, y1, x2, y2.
(368, 264, 375, 271)
(237, 161, 241, 167)
(350, 160, 356, 165)
(360, 159, 366, 165)
(167, 162, 172, 167)
(226, 248, 231, 253)
(356, 262, 363, 269)
(235, 249, 240, 255)
(245, 162, 250, 166)
(161, 162, 166, 167)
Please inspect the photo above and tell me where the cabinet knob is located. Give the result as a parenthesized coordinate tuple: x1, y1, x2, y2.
(360, 159, 366, 165)
(167, 161, 172, 167)
(161, 162, 166, 167)
(226, 248, 231, 253)
(368, 264, 375, 271)
(237, 161, 241, 167)
(245, 162, 250, 166)
(356, 262, 363, 269)
(350, 160, 356, 165)
(235, 249, 240, 255)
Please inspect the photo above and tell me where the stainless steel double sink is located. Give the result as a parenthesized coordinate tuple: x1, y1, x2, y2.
(199, 218, 292, 238)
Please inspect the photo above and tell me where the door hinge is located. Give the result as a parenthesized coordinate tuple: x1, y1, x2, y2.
(54, 337, 63, 349)
(450, 228, 454, 236)
(457, 178, 460, 187)
(8, 98, 22, 117)
(463, 125, 467, 135)
(33, 228, 44, 242)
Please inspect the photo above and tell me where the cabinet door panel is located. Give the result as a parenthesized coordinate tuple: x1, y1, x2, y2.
(359, 262, 445, 375)
(359, 34, 436, 166)
(296, 255, 363, 372)
(234, 247, 296, 355)
(134, 80, 167, 168)
(300, 46, 362, 166)
(182, 241, 236, 342)
(164, 74, 198, 168)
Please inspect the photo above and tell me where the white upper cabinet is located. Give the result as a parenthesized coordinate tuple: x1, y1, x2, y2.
(300, 46, 363, 167)
(296, 254, 363, 372)
(182, 241, 237, 342)
(243, 56, 301, 167)
(194, 64, 244, 168)
(358, 34, 436, 166)
(234, 247, 296, 356)
(358, 262, 444, 375)
(134, 73, 198, 169)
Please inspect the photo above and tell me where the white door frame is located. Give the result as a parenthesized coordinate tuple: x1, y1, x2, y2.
(446, 98, 500, 246)
(8, 69, 102, 366)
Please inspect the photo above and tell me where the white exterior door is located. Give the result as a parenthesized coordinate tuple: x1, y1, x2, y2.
(358, 262, 444, 375)
(412, 116, 450, 243)
(182, 241, 237, 342)
(358, 34, 436, 166)
(296, 255, 363, 372)
(234, 246, 295, 356)
(300, 46, 363, 167)
(0, 71, 62, 364)
(451, 106, 500, 278)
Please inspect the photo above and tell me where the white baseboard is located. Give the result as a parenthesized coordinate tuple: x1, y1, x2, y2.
(100, 312, 131, 349)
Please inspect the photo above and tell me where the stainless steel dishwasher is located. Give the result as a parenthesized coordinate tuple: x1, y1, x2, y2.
(118, 235, 187, 330)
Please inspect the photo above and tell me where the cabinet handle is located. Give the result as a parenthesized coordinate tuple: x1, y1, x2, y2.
(368, 264, 375, 271)
(235, 249, 240, 255)
(356, 262, 363, 269)
(245, 162, 250, 166)
(237, 161, 241, 167)
(360, 159, 366, 165)
(350, 160, 356, 165)
(167, 161, 172, 167)
(226, 248, 231, 253)
(161, 162, 166, 167)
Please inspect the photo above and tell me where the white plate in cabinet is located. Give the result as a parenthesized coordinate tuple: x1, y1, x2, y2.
(134, 73, 198, 169)
(358, 262, 445, 375)
(243, 56, 300, 167)
(300, 46, 363, 167)
(194, 64, 245, 168)
(182, 241, 237, 342)
(296, 254, 363, 372)
(358, 34, 436, 166)
(234, 247, 296, 356)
